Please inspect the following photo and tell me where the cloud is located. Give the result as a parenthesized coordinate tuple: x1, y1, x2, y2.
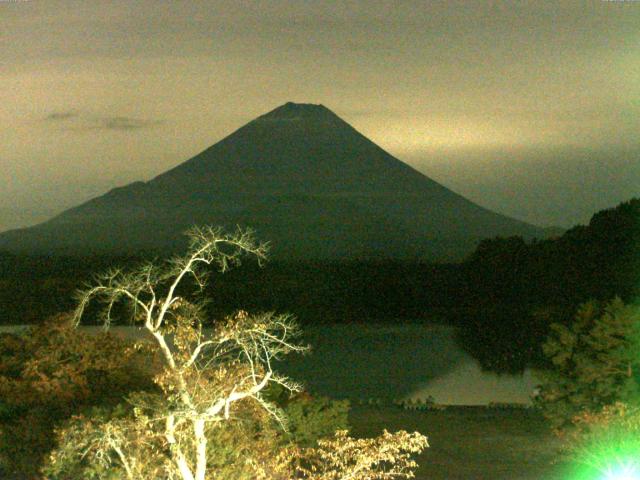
(45, 111, 78, 121)
(43, 111, 164, 131)
(99, 116, 163, 131)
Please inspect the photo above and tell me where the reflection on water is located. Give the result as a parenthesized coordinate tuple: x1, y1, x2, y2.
(276, 324, 535, 405)
(0, 323, 535, 405)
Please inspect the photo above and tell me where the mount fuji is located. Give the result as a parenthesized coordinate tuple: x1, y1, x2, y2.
(0, 102, 543, 260)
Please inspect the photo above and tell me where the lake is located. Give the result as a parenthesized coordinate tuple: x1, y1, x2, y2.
(0, 323, 536, 405)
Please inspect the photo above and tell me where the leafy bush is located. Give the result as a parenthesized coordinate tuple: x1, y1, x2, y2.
(44, 404, 134, 480)
(535, 298, 640, 431)
(45, 391, 350, 480)
(283, 392, 350, 447)
(294, 429, 429, 480)
(45, 397, 287, 480)
(0, 315, 158, 478)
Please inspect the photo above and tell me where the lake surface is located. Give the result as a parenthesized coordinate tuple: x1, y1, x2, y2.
(0, 323, 536, 405)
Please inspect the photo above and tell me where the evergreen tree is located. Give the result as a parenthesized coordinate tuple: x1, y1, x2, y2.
(536, 298, 640, 431)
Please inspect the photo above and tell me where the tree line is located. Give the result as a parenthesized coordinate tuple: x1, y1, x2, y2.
(1, 198, 638, 372)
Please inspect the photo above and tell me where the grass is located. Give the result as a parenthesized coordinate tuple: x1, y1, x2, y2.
(349, 405, 569, 480)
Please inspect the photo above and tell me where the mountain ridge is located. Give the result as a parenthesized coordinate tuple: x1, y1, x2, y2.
(0, 102, 543, 261)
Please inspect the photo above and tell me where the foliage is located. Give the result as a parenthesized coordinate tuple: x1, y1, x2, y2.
(561, 402, 640, 478)
(0, 253, 461, 326)
(45, 404, 142, 480)
(43, 226, 428, 480)
(464, 198, 640, 307)
(263, 382, 350, 447)
(2, 197, 640, 345)
(535, 298, 640, 431)
(46, 398, 289, 480)
(454, 303, 553, 373)
(46, 392, 353, 480)
(0, 314, 158, 478)
(395, 396, 447, 411)
(282, 393, 350, 447)
(294, 429, 428, 480)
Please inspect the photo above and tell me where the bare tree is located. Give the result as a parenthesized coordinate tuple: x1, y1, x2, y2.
(48, 226, 428, 480)
(71, 226, 308, 480)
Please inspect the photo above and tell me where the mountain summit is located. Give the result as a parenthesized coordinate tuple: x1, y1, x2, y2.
(0, 102, 543, 260)
(257, 102, 337, 120)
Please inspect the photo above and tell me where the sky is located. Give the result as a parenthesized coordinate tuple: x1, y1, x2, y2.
(1, 0, 639, 232)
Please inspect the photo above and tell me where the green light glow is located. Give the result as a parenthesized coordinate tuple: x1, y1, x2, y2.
(563, 445, 640, 480)
(564, 456, 640, 480)
(559, 402, 640, 480)
(602, 459, 640, 480)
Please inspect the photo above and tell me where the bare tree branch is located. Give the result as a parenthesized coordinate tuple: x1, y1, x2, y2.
(69, 226, 306, 480)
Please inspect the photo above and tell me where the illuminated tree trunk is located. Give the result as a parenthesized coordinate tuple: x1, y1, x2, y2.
(193, 418, 207, 480)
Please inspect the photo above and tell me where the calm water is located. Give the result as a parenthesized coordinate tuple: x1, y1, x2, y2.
(0, 323, 535, 404)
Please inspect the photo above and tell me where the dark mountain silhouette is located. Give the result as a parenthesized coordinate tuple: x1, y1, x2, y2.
(0, 102, 543, 260)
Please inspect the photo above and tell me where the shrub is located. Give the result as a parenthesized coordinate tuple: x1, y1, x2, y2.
(0, 315, 158, 478)
(283, 393, 350, 447)
(45, 392, 351, 480)
(535, 298, 640, 431)
(294, 429, 429, 479)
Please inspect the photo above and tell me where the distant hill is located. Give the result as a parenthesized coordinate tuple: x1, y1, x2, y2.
(0, 102, 543, 260)
(463, 197, 640, 305)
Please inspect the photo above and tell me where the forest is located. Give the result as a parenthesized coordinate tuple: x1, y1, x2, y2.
(1, 198, 640, 478)
(1, 198, 638, 374)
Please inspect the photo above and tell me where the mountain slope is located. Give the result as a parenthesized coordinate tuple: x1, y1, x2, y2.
(0, 102, 543, 260)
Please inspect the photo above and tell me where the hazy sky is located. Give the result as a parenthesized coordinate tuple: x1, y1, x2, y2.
(1, 0, 639, 231)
